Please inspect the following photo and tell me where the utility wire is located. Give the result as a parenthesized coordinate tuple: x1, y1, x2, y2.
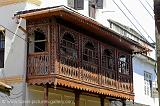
(112, 0, 145, 40)
(144, 0, 154, 11)
(137, 0, 154, 19)
(0, 24, 44, 101)
(119, 0, 155, 43)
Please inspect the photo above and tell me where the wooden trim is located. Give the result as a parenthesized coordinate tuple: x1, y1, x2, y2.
(0, 0, 41, 7)
(0, 75, 23, 84)
(56, 78, 134, 100)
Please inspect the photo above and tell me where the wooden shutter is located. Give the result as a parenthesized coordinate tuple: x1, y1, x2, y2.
(89, 1, 96, 18)
(68, 0, 74, 8)
(96, 0, 103, 9)
(75, 0, 84, 10)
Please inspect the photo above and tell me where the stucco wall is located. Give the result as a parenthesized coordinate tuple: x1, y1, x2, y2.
(0, 2, 39, 106)
(133, 56, 158, 106)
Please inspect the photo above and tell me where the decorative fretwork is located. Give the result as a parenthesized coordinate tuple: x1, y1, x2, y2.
(118, 75, 131, 92)
(102, 49, 114, 70)
(27, 52, 49, 76)
(26, 23, 133, 96)
(60, 31, 78, 67)
(82, 37, 98, 73)
(27, 25, 48, 53)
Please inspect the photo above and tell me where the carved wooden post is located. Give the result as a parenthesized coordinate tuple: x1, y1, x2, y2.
(75, 91, 80, 106)
(44, 84, 48, 106)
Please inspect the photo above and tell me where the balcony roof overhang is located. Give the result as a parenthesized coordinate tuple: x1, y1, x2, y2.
(15, 5, 149, 53)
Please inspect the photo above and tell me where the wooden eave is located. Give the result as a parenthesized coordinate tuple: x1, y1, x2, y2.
(16, 6, 146, 53)
(27, 76, 134, 100)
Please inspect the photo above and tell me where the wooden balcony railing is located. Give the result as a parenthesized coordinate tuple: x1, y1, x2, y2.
(27, 52, 49, 77)
(27, 52, 132, 93)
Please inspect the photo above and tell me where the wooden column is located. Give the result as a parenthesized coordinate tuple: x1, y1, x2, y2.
(122, 100, 126, 106)
(44, 84, 48, 106)
(100, 96, 105, 106)
(75, 92, 80, 106)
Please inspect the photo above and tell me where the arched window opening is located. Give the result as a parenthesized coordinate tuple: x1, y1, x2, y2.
(60, 32, 77, 67)
(102, 49, 114, 70)
(118, 55, 129, 75)
(83, 42, 96, 63)
(83, 42, 98, 72)
(33, 29, 47, 52)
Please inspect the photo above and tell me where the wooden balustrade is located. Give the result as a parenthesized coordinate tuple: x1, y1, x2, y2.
(27, 52, 132, 93)
(82, 69, 99, 84)
(27, 52, 50, 76)
(60, 64, 80, 79)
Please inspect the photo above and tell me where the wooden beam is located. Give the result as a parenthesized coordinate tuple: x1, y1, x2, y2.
(18, 26, 28, 36)
(75, 92, 80, 106)
(44, 84, 48, 106)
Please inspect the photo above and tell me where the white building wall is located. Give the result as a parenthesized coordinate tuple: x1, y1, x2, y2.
(0, 2, 39, 106)
(133, 55, 158, 106)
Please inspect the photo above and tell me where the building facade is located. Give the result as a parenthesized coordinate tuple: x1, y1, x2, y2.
(108, 20, 158, 106)
(0, 0, 156, 106)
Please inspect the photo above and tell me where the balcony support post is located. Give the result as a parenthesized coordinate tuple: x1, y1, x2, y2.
(75, 91, 80, 106)
(100, 95, 105, 106)
(44, 84, 48, 106)
(122, 100, 126, 106)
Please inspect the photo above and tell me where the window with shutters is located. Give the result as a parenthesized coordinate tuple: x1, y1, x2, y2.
(0, 30, 5, 68)
(68, 0, 84, 10)
(96, 0, 103, 9)
(60, 32, 78, 67)
(144, 71, 153, 97)
(89, 1, 96, 18)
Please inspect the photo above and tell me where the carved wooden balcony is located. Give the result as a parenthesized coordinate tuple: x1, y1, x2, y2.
(27, 51, 133, 100)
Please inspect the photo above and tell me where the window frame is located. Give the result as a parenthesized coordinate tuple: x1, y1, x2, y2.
(0, 30, 5, 68)
(102, 48, 114, 70)
(32, 28, 47, 53)
(118, 53, 130, 75)
(82, 41, 98, 72)
(144, 71, 153, 97)
(60, 32, 78, 67)
(89, 1, 96, 19)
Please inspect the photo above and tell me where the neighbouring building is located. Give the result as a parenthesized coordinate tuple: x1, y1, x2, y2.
(154, 0, 160, 106)
(0, 0, 156, 106)
(108, 19, 158, 106)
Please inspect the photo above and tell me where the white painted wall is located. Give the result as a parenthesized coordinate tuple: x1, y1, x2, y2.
(133, 55, 158, 106)
(0, 2, 39, 106)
